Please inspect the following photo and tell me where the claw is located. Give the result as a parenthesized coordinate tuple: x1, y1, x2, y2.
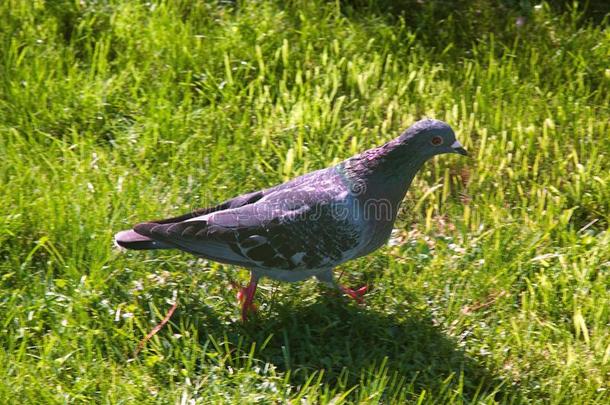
(339, 285, 368, 304)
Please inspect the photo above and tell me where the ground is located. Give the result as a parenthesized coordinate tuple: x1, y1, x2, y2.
(0, 1, 608, 403)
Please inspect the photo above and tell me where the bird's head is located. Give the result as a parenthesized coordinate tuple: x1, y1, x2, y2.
(398, 119, 468, 158)
(340, 118, 468, 186)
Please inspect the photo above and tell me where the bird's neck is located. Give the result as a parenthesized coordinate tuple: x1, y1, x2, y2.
(332, 142, 428, 256)
(338, 140, 429, 217)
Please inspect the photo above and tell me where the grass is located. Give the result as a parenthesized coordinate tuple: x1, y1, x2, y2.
(0, 0, 609, 403)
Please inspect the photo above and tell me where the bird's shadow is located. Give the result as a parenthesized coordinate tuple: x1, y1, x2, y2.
(167, 291, 517, 401)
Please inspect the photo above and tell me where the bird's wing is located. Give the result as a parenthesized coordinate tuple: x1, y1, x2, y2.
(137, 167, 329, 226)
(134, 173, 361, 270)
(142, 189, 267, 225)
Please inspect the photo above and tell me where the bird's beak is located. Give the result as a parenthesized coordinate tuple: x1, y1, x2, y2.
(451, 140, 468, 156)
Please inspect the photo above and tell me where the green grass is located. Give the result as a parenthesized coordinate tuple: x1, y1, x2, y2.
(1, 0, 609, 403)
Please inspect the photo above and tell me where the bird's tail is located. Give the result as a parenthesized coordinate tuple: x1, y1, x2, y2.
(114, 229, 173, 250)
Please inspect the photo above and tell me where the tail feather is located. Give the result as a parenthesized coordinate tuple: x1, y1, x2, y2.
(114, 229, 173, 250)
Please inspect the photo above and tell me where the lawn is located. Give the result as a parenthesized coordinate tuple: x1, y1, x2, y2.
(0, 0, 608, 403)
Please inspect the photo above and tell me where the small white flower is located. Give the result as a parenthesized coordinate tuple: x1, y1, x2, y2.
(448, 243, 466, 254)
(133, 280, 144, 291)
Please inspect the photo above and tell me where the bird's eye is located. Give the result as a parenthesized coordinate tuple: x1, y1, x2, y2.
(431, 136, 443, 146)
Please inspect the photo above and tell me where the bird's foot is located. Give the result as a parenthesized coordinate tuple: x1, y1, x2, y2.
(235, 276, 259, 322)
(339, 285, 368, 304)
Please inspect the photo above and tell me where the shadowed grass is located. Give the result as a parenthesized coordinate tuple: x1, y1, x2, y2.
(0, 0, 608, 403)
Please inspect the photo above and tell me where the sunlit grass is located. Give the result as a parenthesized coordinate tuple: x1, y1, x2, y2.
(0, 0, 608, 403)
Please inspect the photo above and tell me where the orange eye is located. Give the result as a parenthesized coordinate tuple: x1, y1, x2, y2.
(431, 136, 443, 146)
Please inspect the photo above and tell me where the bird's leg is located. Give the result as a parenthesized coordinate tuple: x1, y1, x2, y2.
(316, 269, 368, 304)
(236, 273, 259, 322)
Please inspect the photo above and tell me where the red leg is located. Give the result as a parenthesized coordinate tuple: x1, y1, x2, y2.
(339, 284, 368, 304)
(236, 274, 259, 322)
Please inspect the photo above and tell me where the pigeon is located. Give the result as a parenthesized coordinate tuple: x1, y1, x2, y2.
(115, 119, 468, 320)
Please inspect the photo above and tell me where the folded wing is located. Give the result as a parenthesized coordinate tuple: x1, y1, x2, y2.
(134, 183, 361, 271)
